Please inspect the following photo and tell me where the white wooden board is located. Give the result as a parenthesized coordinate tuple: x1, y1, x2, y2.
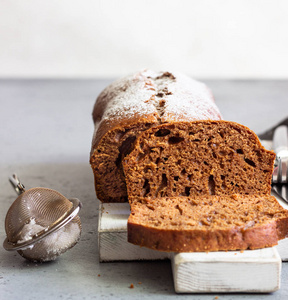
(98, 203, 169, 261)
(172, 248, 281, 293)
(98, 196, 288, 293)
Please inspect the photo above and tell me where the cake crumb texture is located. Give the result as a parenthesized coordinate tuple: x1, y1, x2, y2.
(123, 121, 275, 199)
(128, 195, 288, 252)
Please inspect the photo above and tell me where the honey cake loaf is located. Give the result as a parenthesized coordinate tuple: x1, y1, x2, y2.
(122, 121, 275, 199)
(90, 70, 221, 202)
(123, 120, 280, 251)
(128, 194, 288, 252)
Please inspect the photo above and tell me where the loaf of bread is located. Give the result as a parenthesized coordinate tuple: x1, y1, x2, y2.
(90, 70, 221, 202)
(122, 119, 285, 251)
(91, 70, 288, 252)
(128, 195, 288, 252)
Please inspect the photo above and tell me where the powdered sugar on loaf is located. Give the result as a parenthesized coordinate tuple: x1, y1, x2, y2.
(99, 70, 222, 125)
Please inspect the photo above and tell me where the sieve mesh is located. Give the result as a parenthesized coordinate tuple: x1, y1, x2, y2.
(4, 187, 82, 262)
(5, 188, 73, 241)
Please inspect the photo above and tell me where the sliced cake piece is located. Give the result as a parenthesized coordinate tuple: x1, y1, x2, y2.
(128, 195, 288, 252)
(123, 120, 275, 199)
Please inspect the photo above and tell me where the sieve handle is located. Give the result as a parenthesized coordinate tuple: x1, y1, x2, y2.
(9, 174, 26, 195)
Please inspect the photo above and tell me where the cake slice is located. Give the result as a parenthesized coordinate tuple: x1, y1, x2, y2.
(123, 120, 275, 199)
(128, 195, 288, 252)
(122, 120, 288, 251)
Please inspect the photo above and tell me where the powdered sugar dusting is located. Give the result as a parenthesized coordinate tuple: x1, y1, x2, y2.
(17, 217, 46, 246)
(38, 221, 81, 261)
(100, 71, 158, 123)
(18, 219, 81, 261)
(92, 69, 222, 148)
(154, 71, 222, 122)
(97, 70, 221, 125)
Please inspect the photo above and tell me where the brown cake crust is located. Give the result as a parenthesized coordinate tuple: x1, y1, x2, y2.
(128, 195, 288, 252)
(90, 70, 221, 202)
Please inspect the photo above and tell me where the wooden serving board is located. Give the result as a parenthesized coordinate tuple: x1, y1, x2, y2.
(98, 194, 288, 293)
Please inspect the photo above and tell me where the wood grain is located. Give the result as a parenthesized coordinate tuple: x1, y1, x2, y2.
(172, 248, 280, 293)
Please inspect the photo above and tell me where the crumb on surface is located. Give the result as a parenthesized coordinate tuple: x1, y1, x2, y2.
(138, 282, 142, 284)
(129, 284, 134, 289)
(98, 274, 101, 277)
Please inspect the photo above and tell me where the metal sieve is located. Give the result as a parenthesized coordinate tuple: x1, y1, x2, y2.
(3, 174, 82, 262)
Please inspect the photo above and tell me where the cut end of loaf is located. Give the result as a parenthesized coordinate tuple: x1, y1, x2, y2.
(123, 120, 275, 200)
(128, 194, 288, 252)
